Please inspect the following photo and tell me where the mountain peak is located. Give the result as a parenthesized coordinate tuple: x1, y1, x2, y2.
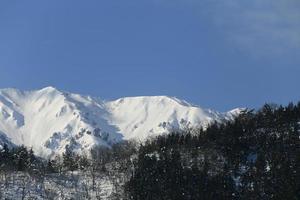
(39, 86, 59, 92)
(113, 96, 193, 108)
(0, 87, 241, 158)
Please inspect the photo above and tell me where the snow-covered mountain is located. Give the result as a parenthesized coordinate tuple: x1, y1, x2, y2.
(0, 87, 242, 157)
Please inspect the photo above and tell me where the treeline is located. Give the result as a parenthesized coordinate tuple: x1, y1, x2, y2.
(125, 103, 300, 200)
(0, 141, 136, 199)
(0, 145, 43, 174)
(0, 142, 136, 173)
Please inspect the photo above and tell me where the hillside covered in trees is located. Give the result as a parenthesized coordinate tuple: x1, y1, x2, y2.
(126, 103, 300, 199)
(0, 102, 299, 199)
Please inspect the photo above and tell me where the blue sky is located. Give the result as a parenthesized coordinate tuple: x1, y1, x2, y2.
(0, 0, 299, 111)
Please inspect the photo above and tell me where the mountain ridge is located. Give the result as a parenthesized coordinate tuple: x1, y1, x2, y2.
(0, 87, 243, 157)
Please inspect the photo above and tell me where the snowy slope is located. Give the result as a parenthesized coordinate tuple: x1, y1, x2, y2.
(0, 87, 242, 157)
(106, 96, 233, 140)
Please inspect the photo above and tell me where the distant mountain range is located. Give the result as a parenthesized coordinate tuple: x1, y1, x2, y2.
(0, 87, 242, 157)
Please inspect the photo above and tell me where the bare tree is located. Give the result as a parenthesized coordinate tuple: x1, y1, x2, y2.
(18, 173, 31, 200)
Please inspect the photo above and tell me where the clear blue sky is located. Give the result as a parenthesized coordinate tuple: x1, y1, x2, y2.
(0, 0, 299, 111)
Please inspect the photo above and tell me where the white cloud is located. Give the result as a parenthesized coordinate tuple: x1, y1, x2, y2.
(204, 0, 300, 57)
(156, 0, 300, 57)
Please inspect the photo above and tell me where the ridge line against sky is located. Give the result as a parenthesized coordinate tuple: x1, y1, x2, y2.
(0, 0, 299, 111)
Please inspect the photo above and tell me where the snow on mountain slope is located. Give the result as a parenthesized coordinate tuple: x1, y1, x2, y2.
(106, 96, 228, 141)
(0, 87, 122, 157)
(0, 87, 242, 157)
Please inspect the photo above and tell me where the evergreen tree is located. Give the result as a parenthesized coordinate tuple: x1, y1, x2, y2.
(62, 145, 78, 172)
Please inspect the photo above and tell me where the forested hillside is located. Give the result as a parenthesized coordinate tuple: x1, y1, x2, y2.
(0, 102, 299, 199)
(126, 103, 300, 200)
